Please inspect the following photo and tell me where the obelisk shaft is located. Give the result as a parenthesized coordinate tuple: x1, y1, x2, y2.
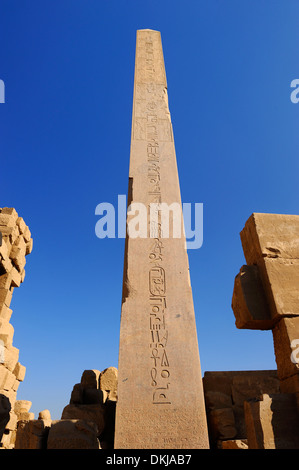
(114, 30, 209, 449)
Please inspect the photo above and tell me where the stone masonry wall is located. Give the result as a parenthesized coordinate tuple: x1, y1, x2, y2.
(0, 207, 33, 448)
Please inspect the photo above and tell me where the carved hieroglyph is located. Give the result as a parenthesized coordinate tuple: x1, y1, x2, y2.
(114, 30, 209, 449)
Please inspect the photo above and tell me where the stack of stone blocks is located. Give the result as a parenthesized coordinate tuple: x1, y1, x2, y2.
(203, 369, 280, 449)
(0, 207, 33, 448)
(231, 213, 299, 449)
(14, 367, 118, 449)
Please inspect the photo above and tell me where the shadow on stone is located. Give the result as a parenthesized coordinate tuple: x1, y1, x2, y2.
(0, 394, 11, 443)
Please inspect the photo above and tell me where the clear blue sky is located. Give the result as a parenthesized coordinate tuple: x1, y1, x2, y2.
(1, 1, 299, 419)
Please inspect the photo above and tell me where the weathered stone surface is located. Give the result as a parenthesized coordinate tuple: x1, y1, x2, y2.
(14, 400, 32, 414)
(114, 29, 209, 450)
(70, 383, 83, 404)
(81, 370, 101, 389)
(99, 367, 118, 401)
(240, 213, 299, 264)
(232, 265, 273, 329)
(0, 305, 12, 322)
(38, 409, 51, 420)
(17, 411, 34, 421)
(61, 404, 106, 437)
(47, 420, 100, 449)
(244, 393, 299, 449)
(5, 411, 17, 430)
(15, 419, 50, 449)
(220, 439, 248, 449)
(38, 410, 51, 427)
(209, 408, 237, 441)
(204, 391, 232, 410)
(0, 367, 16, 391)
(239, 213, 299, 322)
(0, 290, 13, 309)
(203, 370, 280, 447)
(231, 374, 280, 407)
(13, 362, 26, 382)
(3, 345, 19, 372)
(260, 257, 299, 320)
(0, 319, 14, 347)
(83, 388, 105, 405)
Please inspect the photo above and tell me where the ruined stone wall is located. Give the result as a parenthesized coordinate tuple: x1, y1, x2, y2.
(202, 370, 280, 448)
(0, 208, 33, 448)
(14, 367, 118, 449)
(232, 213, 299, 448)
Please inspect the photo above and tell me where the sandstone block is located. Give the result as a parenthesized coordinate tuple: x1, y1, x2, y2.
(83, 388, 105, 405)
(0, 273, 12, 290)
(16, 217, 26, 234)
(38, 409, 51, 420)
(0, 305, 12, 322)
(10, 267, 22, 287)
(13, 362, 26, 382)
(219, 439, 248, 449)
(203, 370, 280, 447)
(232, 265, 273, 329)
(279, 373, 299, 395)
(70, 383, 83, 404)
(12, 254, 26, 273)
(244, 393, 299, 449)
(3, 345, 19, 372)
(240, 213, 299, 265)
(0, 225, 19, 244)
(0, 214, 17, 228)
(0, 289, 13, 309)
(22, 226, 31, 243)
(25, 239, 33, 255)
(231, 374, 280, 407)
(272, 317, 299, 380)
(1, 208, 18, 217)
(259, 257, 299, 320)
(14, 400, 32, 414)
(1, 430, 15, 449)
(17, 411, 34, 421)
(61, 404, 106, 437)
(47, 419, 100, 449)
(12, 379, 21, 392)
(0, 320, 14, 347)
(0, 389, 17, 411)
(238, 214, 299, 323)
(15, 419, 50, 449)
(81, 370, 101, 389)
(38, 409, 51, 427)
(0, 367, 16, 391)
(6, 411, 17, 430)
(10, 244, 25, 263)
(99, 367, 118, 401)
(209, 408, 237, 441)
(204, 391, 232, 410)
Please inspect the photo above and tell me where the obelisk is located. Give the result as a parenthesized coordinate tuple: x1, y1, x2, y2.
(114, 30, 209, 449)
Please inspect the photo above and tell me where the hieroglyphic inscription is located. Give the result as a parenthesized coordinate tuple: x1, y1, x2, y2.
(147, 118, 171, 404)
(139, 35, 171, 405)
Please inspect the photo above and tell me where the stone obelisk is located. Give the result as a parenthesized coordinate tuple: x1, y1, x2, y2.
(114, 30, 209, 449)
